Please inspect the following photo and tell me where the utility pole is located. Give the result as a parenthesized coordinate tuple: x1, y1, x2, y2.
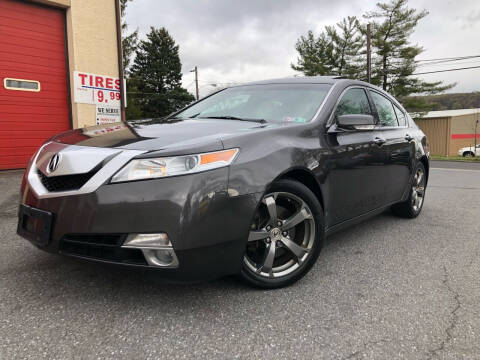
(475, 110, 479, 153)
(366, 23, 371, 83)
(190, 66, 199, 100)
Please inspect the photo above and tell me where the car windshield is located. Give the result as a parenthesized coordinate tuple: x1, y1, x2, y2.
(174, 83, 332, 123)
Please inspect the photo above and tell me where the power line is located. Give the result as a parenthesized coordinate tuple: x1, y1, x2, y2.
(415, 55, 480, 63)
(412, 65, 480, 75)
(417, 60, 480, 68)
(184, 80, 195, 89)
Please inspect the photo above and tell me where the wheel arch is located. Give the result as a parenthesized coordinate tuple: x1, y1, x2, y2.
(272, 167, 325, 211)
(419, 155, 429, 185)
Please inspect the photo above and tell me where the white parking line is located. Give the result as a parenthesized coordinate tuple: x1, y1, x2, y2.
(431, 167, 480, 172)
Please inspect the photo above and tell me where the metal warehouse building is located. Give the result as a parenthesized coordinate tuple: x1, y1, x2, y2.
(414, 109, 480, 156)
(0, 0, 124, 170)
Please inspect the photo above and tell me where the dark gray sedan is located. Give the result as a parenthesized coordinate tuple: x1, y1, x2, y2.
(17, 76, 429, 288)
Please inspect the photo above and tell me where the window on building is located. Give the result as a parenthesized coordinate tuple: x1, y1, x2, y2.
(4, 78, 40, 92)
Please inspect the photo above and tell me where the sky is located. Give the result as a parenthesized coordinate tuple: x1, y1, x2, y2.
(125, 0, 480, 98)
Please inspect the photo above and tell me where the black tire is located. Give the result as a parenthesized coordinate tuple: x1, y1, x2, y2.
(240, 179, 324, 289)
(463, 152, 474, 157)
(391, 162, 427, 218)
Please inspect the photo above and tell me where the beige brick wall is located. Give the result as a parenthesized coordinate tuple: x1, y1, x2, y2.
(31, 0, 120, 128)
(67, 0, 119, 128)
(415, 117, 450, 156)
(450, 114, 479, 135)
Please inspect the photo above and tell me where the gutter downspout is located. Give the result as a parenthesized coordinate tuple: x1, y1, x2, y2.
(114, 0, 126, 122)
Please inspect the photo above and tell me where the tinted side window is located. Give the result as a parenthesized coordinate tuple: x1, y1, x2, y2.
(393, 103, 407, 126)
(335, 88, 371, 117)
(369, 91, 398, 127)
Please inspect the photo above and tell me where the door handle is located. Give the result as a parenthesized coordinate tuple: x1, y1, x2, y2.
(373, 137, 386, 146)
(405, 134, 414, 141)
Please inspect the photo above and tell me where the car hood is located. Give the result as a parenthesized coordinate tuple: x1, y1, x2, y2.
(52, 118, 276, 154)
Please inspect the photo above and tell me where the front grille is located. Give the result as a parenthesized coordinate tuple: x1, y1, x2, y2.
(37, 169, 96, 192)
(59, 234, 148, 265)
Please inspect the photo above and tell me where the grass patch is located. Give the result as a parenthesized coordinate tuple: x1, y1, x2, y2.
(430, 155, 480, 162)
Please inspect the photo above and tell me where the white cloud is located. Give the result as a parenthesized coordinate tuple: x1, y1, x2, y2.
(125, 0, 480, 97)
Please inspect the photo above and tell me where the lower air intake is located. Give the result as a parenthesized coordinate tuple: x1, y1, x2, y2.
(59, 234, 148, 265)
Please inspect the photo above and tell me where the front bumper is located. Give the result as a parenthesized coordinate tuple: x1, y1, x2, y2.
(18, 167, 261, 282)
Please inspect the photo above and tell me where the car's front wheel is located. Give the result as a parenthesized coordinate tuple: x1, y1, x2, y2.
(463, 151, 474, 157)
(240, 179, 324, 288)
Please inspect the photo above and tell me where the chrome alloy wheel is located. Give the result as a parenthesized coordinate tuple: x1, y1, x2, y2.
(244, 192, 316, 278)
(412, 167, 425, 212)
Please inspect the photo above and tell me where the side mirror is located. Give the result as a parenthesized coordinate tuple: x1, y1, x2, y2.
(336, 114, 375, 130)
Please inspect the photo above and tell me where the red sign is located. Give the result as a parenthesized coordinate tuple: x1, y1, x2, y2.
(73, 71, 121, 106)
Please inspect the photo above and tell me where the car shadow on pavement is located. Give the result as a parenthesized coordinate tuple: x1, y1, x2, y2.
(4, 208, 400, 308)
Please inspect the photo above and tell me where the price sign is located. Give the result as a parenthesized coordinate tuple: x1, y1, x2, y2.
(73, 71, 122, 106)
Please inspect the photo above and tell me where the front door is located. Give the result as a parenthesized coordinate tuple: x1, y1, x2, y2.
(324, 87, 386, 227)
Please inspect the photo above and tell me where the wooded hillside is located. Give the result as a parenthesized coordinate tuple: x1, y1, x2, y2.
(403, 92, 480, 112)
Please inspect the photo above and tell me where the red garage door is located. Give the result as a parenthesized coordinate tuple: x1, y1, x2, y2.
(0, 0, 70, 170)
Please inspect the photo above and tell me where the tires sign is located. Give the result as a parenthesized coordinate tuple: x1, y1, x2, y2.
(73, 71, 122, 106)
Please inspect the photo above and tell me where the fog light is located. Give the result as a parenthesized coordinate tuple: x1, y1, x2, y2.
(122, 233, 179, 268)
(142, 249, 179, 267)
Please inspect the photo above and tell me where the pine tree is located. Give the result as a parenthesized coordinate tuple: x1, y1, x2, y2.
(364, 0, 454, 98)
(130, 27, 195, 118)
(120, 0, 142, 119)
(291, 31, 335, 76)
(120, 0, 138, 72)
(292, 17, 364, 78)
(325, 16, 365, 78)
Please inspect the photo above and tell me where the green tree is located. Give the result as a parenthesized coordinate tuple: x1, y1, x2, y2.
(130, 27, 195, 118)
(120, 0, 142, 119)
(292, 0, 455, 111)
(292, 17, 364, 78)
(124, 79, 143, 120)
(364, 0, 454, 98)
(325, 16, 365, 78)
(120, 0, 138, 72)
(291, 31, 335, 76)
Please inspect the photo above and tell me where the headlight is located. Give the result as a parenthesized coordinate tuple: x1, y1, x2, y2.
(110, 148, 239, 183)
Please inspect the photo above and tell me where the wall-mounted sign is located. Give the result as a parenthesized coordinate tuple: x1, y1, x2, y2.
(74, 71, 122, 106)
(96, 105, 121, 125)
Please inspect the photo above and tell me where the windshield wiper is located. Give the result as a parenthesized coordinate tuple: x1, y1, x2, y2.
(198, 116, 267, 124)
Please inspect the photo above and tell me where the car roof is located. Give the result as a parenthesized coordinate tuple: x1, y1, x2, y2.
(238, 76, 367, 86)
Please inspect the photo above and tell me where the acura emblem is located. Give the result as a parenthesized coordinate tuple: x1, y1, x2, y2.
(47, 153, 61, 173)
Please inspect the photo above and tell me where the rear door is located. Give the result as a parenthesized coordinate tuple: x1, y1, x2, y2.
(368, 90, 413, 205)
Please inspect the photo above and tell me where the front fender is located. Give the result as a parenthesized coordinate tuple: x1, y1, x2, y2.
(224, 128, 326, 197)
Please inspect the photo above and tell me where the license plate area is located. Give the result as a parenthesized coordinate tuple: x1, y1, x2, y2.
(17, 204, 53, 246)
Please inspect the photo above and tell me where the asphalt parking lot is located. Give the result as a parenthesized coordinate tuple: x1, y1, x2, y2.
(1, 161, 479, 359)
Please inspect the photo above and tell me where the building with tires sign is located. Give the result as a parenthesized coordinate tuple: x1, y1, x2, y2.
(0, 0, 125, 170)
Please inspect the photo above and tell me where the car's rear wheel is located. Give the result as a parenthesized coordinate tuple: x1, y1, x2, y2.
(391, 162, 426, 218)
(463, 151, 474, 157)
(240, 179, 324, 288)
